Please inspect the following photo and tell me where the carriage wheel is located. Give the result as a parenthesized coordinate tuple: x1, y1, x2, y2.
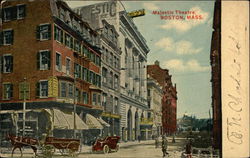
(11, 147, 23, 158)
(66, 141, 80, 158)
(42, 145, 55, 158)
(103, 145, 110, 154)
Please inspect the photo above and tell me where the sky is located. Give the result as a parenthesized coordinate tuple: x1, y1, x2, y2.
(66, 1, 215, 119)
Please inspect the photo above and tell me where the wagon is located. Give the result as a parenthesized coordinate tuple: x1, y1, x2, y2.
(92, 136, 120, 154)
(7, 134, 80, 158)
(41, 136, 80, 157)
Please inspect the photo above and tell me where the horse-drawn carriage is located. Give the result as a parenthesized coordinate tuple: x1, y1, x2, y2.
(7, 134, 80, 158)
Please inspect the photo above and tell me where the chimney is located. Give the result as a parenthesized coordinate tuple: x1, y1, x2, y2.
(155, 60, 160, 66)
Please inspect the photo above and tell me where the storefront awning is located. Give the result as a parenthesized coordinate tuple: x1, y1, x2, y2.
(50, 109, 88, 130)
(97, 117, 110, 127)
(86, 114, 103, 129)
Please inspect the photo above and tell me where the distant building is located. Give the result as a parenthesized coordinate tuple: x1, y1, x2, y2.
(0, 0, 107, 143)
(147, 61, 177, 135)
(210, 0, 221, 152)
(75, 1, 150, 141)
(146, 75, 163, 139)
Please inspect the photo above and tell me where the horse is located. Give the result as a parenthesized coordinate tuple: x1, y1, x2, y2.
(6, 134, 38, 157)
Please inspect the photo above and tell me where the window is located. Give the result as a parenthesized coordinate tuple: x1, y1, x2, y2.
(102, 68, 107, 84)
(96, 56, 100, 66)
(109, 71, 113, 88)
(102, 93, 107, 110)
(1, 30, 14, 45)
(3, 55, 13, 73)
(54, 25, 63, 43)
(92, 93, 97, 106)
(39, 81, 48, 98)
(90, 71, 94, 84)
(96, 74, 101, 87)
(17, 5, 26, 19)
(56, 53, 62, 71)
(70, 36, 74, 49)
(66, 58, 71, 75)
(110, 53, 113, 66)
(65, 33, 70, 47)
(82, 92, 88, 104)
(60, 82, 67, 97)
(19, 82, 30, 100)
(148, 101, 151, 108)
(3, 5, 26, 21)
(74, 63, 81, 78)
(68, 83, 73, 98)
(3, 7, 13, 21)
(74, 40, 80, 53)
(114, 98, 118, 114)
(37, 50, 50, 70)
(97, 94, 101, 106)
(147, 89, 150, 96)
(82, 67, 88, 81)
(114, 75, 118, 90)
(110, 95, 113, 112)
(37, 24, 51, 40)
(114, 56, 117, 68)
(2, 83, 13, 100)
(105, 49, 109, 62)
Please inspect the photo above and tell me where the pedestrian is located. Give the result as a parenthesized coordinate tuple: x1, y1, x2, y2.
(185, 140, 192, 158)
(155, 136, 159, 148)
(161, 136, 168, 157)
(138, 135, 141, 143)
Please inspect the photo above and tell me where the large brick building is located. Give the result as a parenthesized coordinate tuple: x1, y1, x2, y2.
(147, 61, 177, 135)
(0, 0, 107, 143)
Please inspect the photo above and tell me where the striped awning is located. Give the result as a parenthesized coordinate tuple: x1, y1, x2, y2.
(97, 117, 110, 127)
(86, 114, 103, 129)
(50, 109, 89, 130)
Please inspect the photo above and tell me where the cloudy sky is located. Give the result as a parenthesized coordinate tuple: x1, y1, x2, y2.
(66, 1, 215, 119)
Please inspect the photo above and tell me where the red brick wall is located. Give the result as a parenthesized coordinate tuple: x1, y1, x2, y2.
(147, 64, 177, 135)
(0, 0, 54, 102)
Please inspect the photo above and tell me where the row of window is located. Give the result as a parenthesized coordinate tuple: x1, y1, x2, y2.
(2, 5, 26, 21)
(102, 93, 119, 114)
(2, 81, 48, 100)
(102, 67, 119, 90)
(102, 47, 120, 69)
(54, 25, 101, 66)
(74, 63, 101, 87)
(2, 81, 101, 107)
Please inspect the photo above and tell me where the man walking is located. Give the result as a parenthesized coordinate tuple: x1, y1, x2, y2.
(162, 136, 168, 157)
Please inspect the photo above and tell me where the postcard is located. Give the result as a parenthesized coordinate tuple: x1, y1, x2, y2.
(0, 0, 249, 158)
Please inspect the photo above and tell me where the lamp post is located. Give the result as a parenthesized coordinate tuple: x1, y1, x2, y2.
(73, 73, 77, 139)
(22, 77, 27, 137)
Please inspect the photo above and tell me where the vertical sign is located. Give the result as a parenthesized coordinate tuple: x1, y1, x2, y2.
(48, 76, 58, 97)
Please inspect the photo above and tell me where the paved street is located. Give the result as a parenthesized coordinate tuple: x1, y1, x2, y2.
(1, 137, 187, 158)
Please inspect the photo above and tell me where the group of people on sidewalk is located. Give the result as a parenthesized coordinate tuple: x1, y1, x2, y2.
(155, 135, 193, 158)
